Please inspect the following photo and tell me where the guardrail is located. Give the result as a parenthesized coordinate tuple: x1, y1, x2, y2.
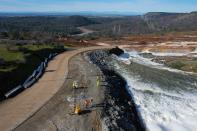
(4, 85, 23, 98)
(4, 53, 58, 98)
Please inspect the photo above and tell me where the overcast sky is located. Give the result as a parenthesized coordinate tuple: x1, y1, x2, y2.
(0, 0, 196, 13)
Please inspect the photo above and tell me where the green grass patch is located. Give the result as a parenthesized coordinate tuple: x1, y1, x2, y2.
(0, 46, 24, 62)
(0, 65, 17, 72)
(167, 61, 186, 70)
(165, 58, 197, 73)
(22, 44, 53, 51)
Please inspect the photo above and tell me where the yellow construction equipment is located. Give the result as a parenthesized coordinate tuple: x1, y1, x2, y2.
(74, 105, 81, 115)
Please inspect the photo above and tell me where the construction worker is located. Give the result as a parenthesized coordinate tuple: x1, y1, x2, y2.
(74, 104, 81, 115)
(96, 76, 100, 87)
(84, 98, 93, 108)
(72, 81, 78, 89)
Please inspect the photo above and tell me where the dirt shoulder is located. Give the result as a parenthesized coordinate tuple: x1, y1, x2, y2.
(0, 46, 111, 131)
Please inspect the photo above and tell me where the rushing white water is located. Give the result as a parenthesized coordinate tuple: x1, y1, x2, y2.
(117, 50, 197, 75)
(114, 51, 197, 131)
(151, 52, 188, 57)
(142, 48, 197, 57)
(191, 48, 197, 53)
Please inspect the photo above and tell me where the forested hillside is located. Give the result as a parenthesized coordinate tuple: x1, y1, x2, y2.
(0, 12, 197, 40)
(87, 12, 197, 37)
(0, 16, 96, 40)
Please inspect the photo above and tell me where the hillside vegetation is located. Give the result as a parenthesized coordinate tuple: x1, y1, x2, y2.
(0, 15, 96, 40)
(86, 12, 197, 37)
(1, 12, 197, 40)
(0, 44, 66, 99)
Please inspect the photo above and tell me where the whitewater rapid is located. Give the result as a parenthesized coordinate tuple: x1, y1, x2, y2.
(113, 51, 197, 131)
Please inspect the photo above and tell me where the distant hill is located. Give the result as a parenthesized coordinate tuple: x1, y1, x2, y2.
(86, 11, 197, 36)
(0, 12, 142, 17)
(143, 12, 197, 32)
(0, 12, 197, 39)
(0, 15, 97, 40)
(66, 15, 97, 26)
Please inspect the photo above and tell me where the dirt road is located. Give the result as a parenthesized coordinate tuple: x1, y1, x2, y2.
(0, 46, 111, 131)
(15, 52, 105, 131)
(75, 27, 94, 36)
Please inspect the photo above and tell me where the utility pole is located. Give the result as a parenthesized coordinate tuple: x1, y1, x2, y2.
(113, 25, 116, 34)
(118, 25, 121, 34)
